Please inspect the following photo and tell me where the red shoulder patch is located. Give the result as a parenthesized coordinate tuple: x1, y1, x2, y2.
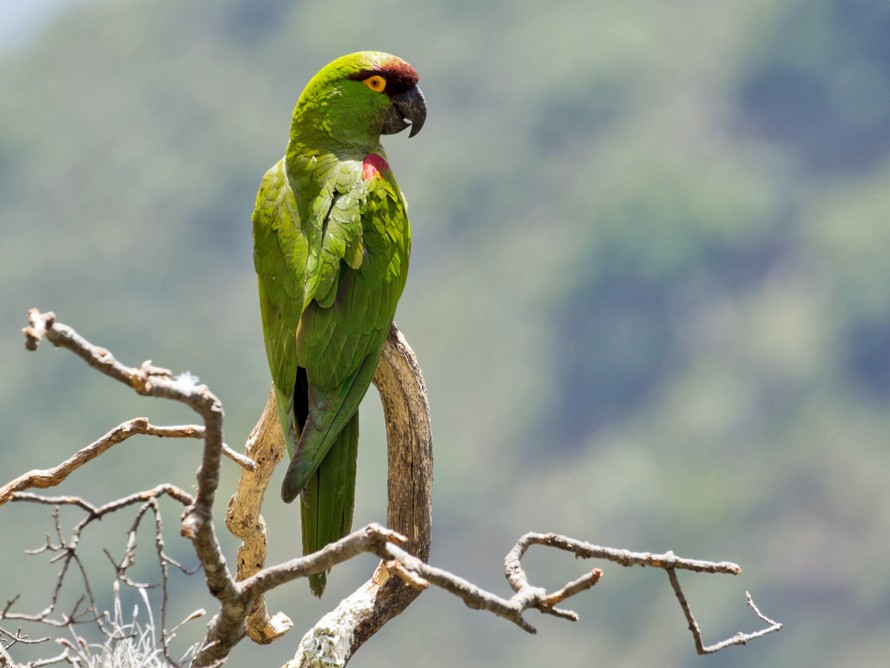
(362, 153, 390, 180)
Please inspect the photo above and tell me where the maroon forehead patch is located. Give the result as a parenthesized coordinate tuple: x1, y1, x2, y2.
(349, 59, 419, 96)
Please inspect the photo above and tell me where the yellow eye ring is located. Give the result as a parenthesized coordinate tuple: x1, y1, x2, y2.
(362, 75, 387, 93)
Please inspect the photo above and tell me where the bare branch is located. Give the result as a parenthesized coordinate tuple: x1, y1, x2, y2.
(2, 484, 196, 648)
(221, 444, 257, 471)
(0, 419, 202, 507)
(6, 309, 780, 667)
(667, 568, 782, 654)
(0, 626, 51, 647)
(224, 323, 436, 663)
(237, 524, 406, 597)
(500, 533, 778, 644)
(290, 324, 434, 667)
(22, 308, 237, 614)
(225, 391, 290, 644)
(507, 533, 742, 575)
(374, 542, 565, 634)
(11, 485, 193, 516)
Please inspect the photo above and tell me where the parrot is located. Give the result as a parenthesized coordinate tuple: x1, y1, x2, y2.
(252, 51, 426, 596)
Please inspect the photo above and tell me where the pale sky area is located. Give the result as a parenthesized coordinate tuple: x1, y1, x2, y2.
(0, 0, 73, 52)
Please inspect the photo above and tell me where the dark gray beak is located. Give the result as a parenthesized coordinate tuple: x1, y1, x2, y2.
(382, 85, 427, 137)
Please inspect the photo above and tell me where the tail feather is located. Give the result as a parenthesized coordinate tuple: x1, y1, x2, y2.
(281, 349, 382, 503)
(300, 410, 359, 596)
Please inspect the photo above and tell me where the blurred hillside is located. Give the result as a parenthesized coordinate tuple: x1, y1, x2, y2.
(1, 0, 889, 666)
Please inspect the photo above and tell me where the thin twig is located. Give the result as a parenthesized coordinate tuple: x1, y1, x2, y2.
(6, 309, 781, 667)
(667, 566, 782, 654)
(21, 309, 237, 621)
(0, 419, 204, 507)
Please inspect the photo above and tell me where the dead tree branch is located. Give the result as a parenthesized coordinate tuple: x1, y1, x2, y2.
(0, 420, 205, 506)
(19, 309, 239, 666)
(2, 309, 781, 668)
(225, 390, 292, 643)
(246, 324, 435, 667)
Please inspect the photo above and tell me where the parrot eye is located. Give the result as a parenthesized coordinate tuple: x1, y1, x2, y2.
(362, 75, 387, 93)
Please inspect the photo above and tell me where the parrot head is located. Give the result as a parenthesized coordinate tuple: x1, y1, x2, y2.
(290, 51, 426, 150)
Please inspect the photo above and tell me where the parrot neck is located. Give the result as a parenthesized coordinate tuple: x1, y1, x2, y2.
(288, 95, 383, 155)
(284, 95, 386, 221)
(283, 141, 388, 223)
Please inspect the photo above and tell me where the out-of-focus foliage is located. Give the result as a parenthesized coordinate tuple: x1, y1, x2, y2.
(1, 0, 888, 666)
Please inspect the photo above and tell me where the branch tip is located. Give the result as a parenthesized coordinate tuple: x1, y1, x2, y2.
(23, 309, 55, 350)
(7, 311, 780, 667)
(385, 560, 429, 590)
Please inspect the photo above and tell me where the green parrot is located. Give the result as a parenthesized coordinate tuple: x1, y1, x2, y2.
(252, 52, 425, 596)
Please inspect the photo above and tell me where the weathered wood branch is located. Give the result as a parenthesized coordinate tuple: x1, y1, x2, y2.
(289, 324, 434, 667)
(4, 309, 781, 668)
(225, 390, 292, 643)
(224, 323, 435, 664)
(0, 419, 205, 507)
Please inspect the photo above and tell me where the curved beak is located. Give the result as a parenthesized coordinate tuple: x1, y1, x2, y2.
(383, 85, 427, 137)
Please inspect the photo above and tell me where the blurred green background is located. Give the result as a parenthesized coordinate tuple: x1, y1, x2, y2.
(2, 0, 889, 666)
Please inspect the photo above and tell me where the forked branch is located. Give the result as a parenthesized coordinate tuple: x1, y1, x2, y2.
(1, 309, 780, 668)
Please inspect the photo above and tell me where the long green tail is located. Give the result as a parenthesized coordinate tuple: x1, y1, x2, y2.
(300, 411, 359, 596)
